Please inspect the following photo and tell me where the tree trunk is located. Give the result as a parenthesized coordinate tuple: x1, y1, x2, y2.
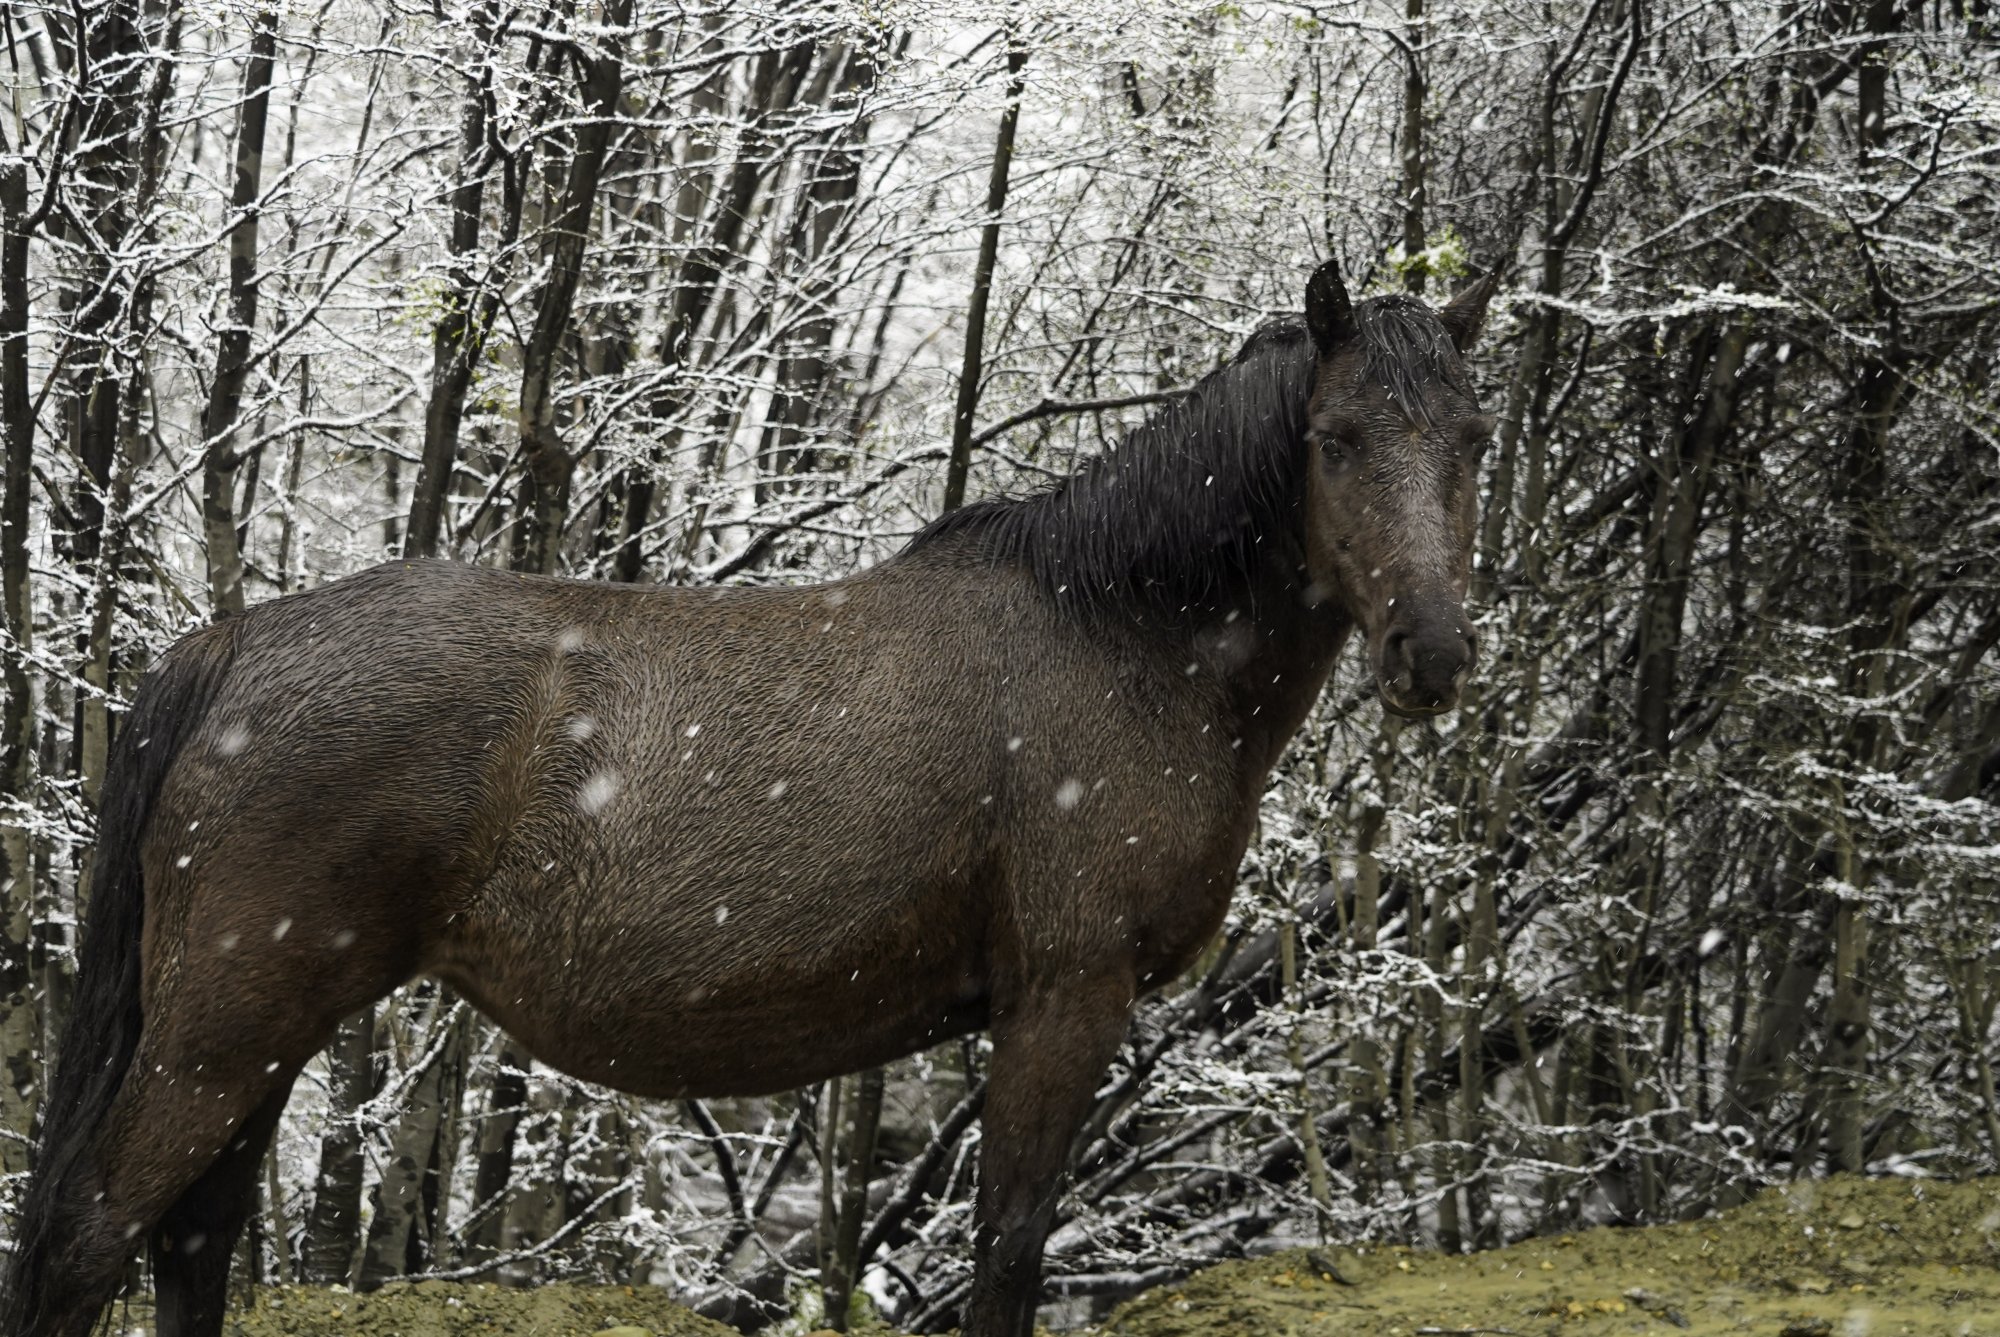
(0, 130, 37, 1179)
(1399, 0, 1426, 291)
(513, 0, 634, 575)
(1342, 718, 1397, 1203)
(405, 9, 501, 561)
(1279, 921, 1332, 1233)
(820, 1066, 884, 1330)
(58, 0, 148, 583)
(612, 37, 815, 581)
(758, 42, 876, 497)
(497, 1076, 566, 1286)
(60, 0, 180, 818)
(1816, 0, 1904, 1177)
(301, 1006, 376, 1284)
(467, 1040, 531, 1261)
(275, 358, 310, 590)
(941, 46, 1028, 513)
(264, 1141, 294, 1281)
(199, 7, 279, 616)
(359, 996, 467, 1285)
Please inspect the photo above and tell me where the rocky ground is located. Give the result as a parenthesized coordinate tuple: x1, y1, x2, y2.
(217, 1177, 2000, 1337)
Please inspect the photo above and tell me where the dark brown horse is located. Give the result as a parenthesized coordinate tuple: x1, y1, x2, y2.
(2, 259, 1493, 1337)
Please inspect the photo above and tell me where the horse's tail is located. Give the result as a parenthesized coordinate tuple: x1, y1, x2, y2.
(2, 617, 239, 1336)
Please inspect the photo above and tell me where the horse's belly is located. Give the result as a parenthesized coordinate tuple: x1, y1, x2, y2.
(458, 963, 989, 1099)
(439, 872, 993, 1099)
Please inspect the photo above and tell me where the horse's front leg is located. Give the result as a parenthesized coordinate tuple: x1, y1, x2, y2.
(962, 969, 1134, 1337)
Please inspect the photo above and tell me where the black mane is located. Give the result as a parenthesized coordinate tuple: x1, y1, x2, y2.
(907, 297, 1463, 614)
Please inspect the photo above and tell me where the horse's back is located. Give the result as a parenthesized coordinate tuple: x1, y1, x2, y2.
(150, 555, 1008, 886)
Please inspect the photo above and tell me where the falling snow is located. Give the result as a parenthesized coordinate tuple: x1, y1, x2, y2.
(579, 770, 622, 815)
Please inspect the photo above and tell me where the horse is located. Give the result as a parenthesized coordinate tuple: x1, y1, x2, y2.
(1, 258, 1494, 1337)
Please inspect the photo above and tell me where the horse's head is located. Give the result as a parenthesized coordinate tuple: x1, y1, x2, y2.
(1299, 258, 1495, 718)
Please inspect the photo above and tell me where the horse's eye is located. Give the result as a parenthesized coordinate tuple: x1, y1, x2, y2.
(1317, 417, 1363, 460)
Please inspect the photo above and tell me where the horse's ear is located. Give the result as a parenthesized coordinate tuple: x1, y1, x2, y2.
(1438, 271, 1498, 352)
(1305, 259, 1355, 352)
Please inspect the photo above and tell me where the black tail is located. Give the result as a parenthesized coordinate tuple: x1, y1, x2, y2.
(1, 618, 239, 1336)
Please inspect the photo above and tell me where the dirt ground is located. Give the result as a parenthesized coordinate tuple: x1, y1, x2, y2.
(220, 1177, 2000, 1337)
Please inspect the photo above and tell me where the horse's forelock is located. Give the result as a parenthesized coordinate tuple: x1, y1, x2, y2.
(1351, 294, 1474, 425)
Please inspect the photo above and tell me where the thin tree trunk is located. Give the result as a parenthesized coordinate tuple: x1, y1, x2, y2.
(514, 0, 633, 574)
(563, 1096, 628, 1274)
(1342, 718, 1397, 1204)
(0, 130, 38, 1177)
(820, 1065, 884, 1331)
(759, 42, 875, 497)
(1817, 0, 1903, 1177)
(63, 0, 180, 819)
(405, 8, 500, 560)
(1400, 0, 1426, 291)
(1280, 921, 1332, 1233)
(1722, 834, 1839, 1191)
(1423, 874, 1461, 1252)
(941, 46, 1028, 512)
(59, 0, 147, 587)
(467, 1040, 531, 1260)
(497, 1076, 565, 1286)
(200, 7, 279, 616)
(612, 38, 814, 581)
(1611, 320, 1748, 1210)
(359, 996, 468, 1285)
(372, 446, 395, 554)
(301, 1005, 375, 1284)
(1824, 821, 1869, 1174)
(264, 1143, 293, 1281)
(275, 359, 310, 590)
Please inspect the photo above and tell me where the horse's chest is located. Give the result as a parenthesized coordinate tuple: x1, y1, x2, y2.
(1103, 768, 1255, 992)
(1127, 854, 1241, 991)
(1023, 711, 1250, 992)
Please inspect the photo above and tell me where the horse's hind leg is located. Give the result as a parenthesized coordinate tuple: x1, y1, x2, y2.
(150, 1078, 295, 1337)
(35, 966, 351, 1337)
(962, 971, 1134, 1337)
(26, 1052, 301, 1337)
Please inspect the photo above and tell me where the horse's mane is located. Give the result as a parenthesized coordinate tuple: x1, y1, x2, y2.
(907, 298, 1464, 615)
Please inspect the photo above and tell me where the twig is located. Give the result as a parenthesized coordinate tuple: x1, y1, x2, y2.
(857, 1079, 986, 1261)
(700, 446, 947, 581)
(684, 1098, 753, 1268)
(404, 1170, 641, 1282)
(967, 389, 1188, 451)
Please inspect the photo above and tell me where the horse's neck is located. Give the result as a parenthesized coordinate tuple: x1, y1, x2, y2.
(1190, 565, 1353, 781)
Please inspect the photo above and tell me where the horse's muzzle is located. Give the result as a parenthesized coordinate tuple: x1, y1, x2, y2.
(1377, 616, 1476, 716)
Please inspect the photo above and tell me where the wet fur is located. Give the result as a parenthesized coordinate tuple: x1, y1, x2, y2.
(2, 270, 1493, 1337)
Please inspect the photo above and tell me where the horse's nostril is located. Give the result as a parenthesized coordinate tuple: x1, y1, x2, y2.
(1380, 615, 1478, 713)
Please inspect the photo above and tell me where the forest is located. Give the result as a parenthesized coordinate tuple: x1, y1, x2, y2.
(0, 0, 1997, 1331)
